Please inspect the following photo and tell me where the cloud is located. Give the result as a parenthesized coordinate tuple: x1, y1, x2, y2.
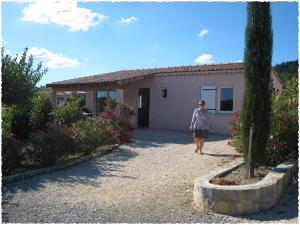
(198, 29, 209, 38)
(84, 57, 90, 62)
(237, 59, 243, 63)
(27, 47, 79, 69)
(118, 16, 138, 24)
(1, 37, 7, 45)
(21, 1, 108, 32)
(194, 54, 214, 64)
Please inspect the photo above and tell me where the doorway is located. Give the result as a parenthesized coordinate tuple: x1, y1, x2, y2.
(138, 88, 150, 128)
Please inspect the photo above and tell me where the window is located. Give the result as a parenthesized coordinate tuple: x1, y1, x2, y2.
(56, 96, 65, 106)
(161, 87, 167, 99)
(201, 86, 216, 113)
(220, 87, 233, 112)
(96, 90, 116, 113)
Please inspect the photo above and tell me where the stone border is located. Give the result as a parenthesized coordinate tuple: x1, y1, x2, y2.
(2, 143, 121, 185)
(193, 158, 298, 216)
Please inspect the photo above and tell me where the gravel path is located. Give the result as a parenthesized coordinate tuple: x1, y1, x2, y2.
(2, 129, 298, 223)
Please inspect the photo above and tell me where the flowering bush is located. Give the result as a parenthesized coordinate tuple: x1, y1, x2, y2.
(100, 99, 136, 143)
(72, 117, 116, 154)
(28, 126, 77, 166)
(228, 77, 298, 166)
(266, 77, 298, 165)
(227, 112, 243, 153)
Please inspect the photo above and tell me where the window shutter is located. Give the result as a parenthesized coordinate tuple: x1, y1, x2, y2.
(200, 86, 216, 113)
(116, 89, 124, 104)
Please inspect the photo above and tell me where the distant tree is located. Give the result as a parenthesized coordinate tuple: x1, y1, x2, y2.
(1, 47, 47, 106)
(241, 2, 273, 174)
(273, 60, 298, 83)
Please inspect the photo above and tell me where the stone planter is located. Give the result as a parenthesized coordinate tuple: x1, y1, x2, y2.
(193, 159, 297, 216)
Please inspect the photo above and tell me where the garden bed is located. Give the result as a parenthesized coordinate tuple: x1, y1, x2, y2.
(193, 159, 298, 216)
(210, 164, 272, 185)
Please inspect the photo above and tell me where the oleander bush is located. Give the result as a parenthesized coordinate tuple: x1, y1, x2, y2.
(27, 126, 77, 166)
(101, 98, 136, 143)
(53, 96, 83, 125)
(228, 77, 298, 166)
(266, 77, 298, 165)
(227, 112, 243, 154)
(72, 117, 116, 154)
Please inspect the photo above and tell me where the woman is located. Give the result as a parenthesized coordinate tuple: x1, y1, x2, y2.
(190, 100, 212, 154)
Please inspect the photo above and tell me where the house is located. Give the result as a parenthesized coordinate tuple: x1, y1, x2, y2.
(46, 62, 283, 135)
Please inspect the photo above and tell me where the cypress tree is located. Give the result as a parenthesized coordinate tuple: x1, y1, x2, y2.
(241, 2, 273, 168)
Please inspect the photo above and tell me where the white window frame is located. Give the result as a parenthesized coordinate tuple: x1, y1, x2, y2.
(160, 87, 168, 100)
(219, 86, 234, 114)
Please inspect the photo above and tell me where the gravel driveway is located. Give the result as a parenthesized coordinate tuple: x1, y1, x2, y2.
(2, 129, 298, 223)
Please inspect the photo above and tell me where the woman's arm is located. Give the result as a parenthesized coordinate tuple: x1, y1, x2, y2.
(190, 109, 196, 129)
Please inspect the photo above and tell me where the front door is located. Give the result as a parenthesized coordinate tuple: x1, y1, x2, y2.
(138, 88, 150, 128)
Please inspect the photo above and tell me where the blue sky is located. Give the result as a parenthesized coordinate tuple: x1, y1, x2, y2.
(2, 1, 298, 86)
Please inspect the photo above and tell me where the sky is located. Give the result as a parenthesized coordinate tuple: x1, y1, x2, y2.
(1, 1, 298, 86)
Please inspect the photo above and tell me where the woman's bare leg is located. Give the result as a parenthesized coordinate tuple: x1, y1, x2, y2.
(194, 137, 200, 152)
(199, 138, 204, 154)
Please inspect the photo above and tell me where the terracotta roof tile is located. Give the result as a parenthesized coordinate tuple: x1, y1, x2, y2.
(46, 62, 244, 87)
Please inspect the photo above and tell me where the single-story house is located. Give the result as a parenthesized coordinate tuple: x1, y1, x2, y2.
(46, 62, 282, 135)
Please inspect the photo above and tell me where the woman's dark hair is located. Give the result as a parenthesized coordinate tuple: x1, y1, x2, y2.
(199, 100, 206, 105)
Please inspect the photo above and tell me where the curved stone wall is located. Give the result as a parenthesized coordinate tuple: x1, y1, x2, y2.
(193, 159, 297, 216)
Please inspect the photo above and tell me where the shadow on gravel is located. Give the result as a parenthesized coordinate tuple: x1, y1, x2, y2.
(130, 129, 229, 149)
(234, 180, 299, 222)
(2, 147, 138, 197)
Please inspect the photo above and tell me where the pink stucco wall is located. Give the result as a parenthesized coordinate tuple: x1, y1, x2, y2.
(121, 72, 244, 135)
(120, 71, 282, 135)
(70, 71, 282, 135)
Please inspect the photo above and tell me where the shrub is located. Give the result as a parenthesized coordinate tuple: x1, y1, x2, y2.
(266, 77, 298, 165)
(227, 112, 243, 154)
(1, 130, 23, 176)
(30, 91, 53, 131)
(116, 104, 136, 142)
(2, 106, 23, 175)
(229, 77, 298, 166)
(28, 126, 77, 166)
(101, 101, 136, 143)
(3, 104, 31, 139)
(53, 96, 83, 125)
(72, 117, 115, 154)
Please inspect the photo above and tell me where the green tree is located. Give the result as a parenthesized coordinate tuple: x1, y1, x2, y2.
(30, 91, 53, 131)
(273, 60, 298, 84)
(1, 47, 47, 106)
(241, 2, 273, 170)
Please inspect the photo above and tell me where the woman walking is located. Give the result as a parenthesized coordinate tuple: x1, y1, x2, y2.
(190, 100, 212, 154)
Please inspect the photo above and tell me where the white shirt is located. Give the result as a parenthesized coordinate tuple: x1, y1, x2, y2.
(190, 108, 211, 130)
